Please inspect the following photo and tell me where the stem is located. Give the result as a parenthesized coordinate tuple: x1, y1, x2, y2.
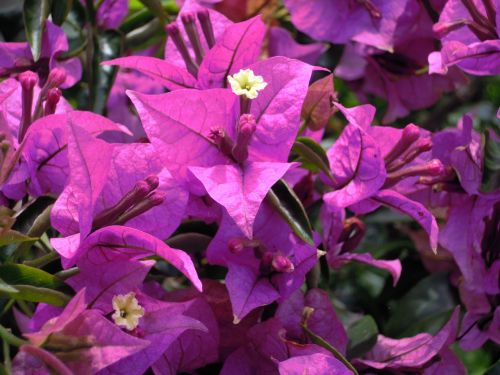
(301, 324, 359, 375)
(23, 251, 59, 268)
(0, 325, 28, 347)
(0, 300, 14, 320)
(2, 337, 11, 373)
(16, 300, 33, 318)
(54, 268, 80, 280)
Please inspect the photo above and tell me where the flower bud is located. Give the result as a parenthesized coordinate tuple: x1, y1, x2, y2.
(272, 254, 295, 273)
(167, 22, 198, 76)
(232, 114, 257, 163)
(181, 12, 204, 64)
(43, 88, 61, 116)
(197, 9, 215, 48)
(46, 68, 67, 89)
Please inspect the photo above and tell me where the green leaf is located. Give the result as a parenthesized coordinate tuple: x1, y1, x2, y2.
(166, 233, 212, 255)
(0, 230, 37, 247)
(484, 360, 500, 375)
(267, 179, 314, 245)
(90, 30, 123, 114)
(139, 0, 168, 25)
(51, 0, 73, 26)
(302, 324, 358, 375)
(23, 0, 51, 62)
(384, 273, 456, 337)
(292, 137, 332, 178)
(0, 278, 18, 294)
(0, 264, 71, 306)
(0, 264, 67, 290)
(481, 131, 500, 193)
(346, 315, 378, 359)
(3, 285, 71, 307)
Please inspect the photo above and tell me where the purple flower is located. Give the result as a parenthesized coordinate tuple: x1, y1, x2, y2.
(50, 122, 188, 253)
(322, 103, 440, 252)
(353, 308, 465, 374)
(268, 26, 326, 65)
(336, 39, 466, 122)
(129, 56, 314, 235)
(284, 0, 420, 52)
(105, 1, 266, 92)
(206, 203, 317, 321)
(12, 290, 149, 374)
(320, 204, 402, 285)
(0, 21, 82, 88)
(430, 0, 500, 75)
(220, 318, 351, 374)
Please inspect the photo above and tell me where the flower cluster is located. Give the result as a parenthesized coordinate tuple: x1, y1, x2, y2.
(0, 0, 498, 374)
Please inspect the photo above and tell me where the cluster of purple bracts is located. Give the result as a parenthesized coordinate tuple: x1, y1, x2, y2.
(0, 0, 498, 373)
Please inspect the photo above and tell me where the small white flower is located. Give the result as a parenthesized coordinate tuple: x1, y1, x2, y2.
(112, 292, 145, 331)
(227, 69, 267, 99)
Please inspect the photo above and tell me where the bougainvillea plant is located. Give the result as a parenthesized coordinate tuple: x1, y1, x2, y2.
(0, 0, 499, 374)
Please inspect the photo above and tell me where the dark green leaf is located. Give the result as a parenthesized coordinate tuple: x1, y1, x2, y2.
(267, 179, 314, 245)
(166, 233, 212, 255)
(23, 0, 51, 62)
(385, 273, 455, 337)
(0, 264, 71, 306)
(481, 131, 500, 193)
(292, 137, 332, 178)
(346, 315, 378, 359)
(0, 230, 37, 247)
(90, 30, 123, 114)
(124, 18, 164, 51)
(139, 0, 168, 25)
(51, 0, 73, 26)
(0, 264, 67, 290)
(2, 285, 71, 306)
(485, 360, 500, 375)
(302, 324, 358, 375)
(0, 278, 18, 294)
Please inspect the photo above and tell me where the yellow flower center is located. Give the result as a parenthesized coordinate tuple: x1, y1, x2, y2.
(227, 69, 268, 99)
(112, 292, 145, 331)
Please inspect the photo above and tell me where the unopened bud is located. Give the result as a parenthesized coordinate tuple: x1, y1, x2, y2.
(272, 254, 295, 273)
(384, 123, 420, 166)
(181, 12, 204, 64)
(19, 70, 38, 91)
(228, 238, 245, 254)
(209, 127, 234, 158)
(167, 22, 198, 76)
(232, 114, 257, 163)
(144, 175, 160, 190)
(43, 88, 61, 116)
(46, 68, 67, 89)
(197, 9, 216, 48)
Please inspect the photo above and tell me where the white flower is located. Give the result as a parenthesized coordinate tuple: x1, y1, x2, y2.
(112, 292, 145, 331)
(227, 69, 267, 99)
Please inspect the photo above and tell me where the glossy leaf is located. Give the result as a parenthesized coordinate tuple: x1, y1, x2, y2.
(23, 0, 51, 62)
(0, 264, 67, 290)
(51, 0, 73, 26)
(346, 315, 378, 359)
(292, 137, 332, 178)
(90, 30, 123, 114)
(267, 179, 314, 245)
(384, 273, 455, 337)
(0, 230, 37, 247)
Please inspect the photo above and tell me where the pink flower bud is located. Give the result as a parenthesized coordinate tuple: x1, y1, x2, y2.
(272, 254, 295, 273)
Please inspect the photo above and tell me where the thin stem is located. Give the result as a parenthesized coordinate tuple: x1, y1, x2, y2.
(54, 268, 80, 280)
(23, 251, 59, 268)
(2, 337, 11, 373)
(0, 325, 28, 347)
(301, 324, 359, 375)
